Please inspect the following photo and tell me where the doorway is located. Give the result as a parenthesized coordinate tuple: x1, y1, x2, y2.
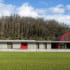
(7, 43, 13, 49)
(20, 42, 28, 49)
(51, 43, 58, 49)
(66, 43, 70, 49)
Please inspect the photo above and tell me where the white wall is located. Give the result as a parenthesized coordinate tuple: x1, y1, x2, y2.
(28, 43, 37, 49)
(0, 42, 52, 50)
(0, 43, 7, 49)
(47, 43, 51, 49)
(39, 43, 46, 49)
(13, 43, 21, 49)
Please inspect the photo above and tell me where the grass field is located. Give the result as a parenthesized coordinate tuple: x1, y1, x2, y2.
(0, 52, 70, 70)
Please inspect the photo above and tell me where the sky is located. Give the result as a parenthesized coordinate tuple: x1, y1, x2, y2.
(0, 0, 70, 25)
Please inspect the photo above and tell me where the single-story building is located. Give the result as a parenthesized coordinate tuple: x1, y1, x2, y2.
(0, 32, 69, 50)
(0, 40, 69, 50)
(0, 40, 51, 49)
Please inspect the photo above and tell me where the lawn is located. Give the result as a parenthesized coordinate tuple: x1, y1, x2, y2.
(0, 52, 70, 70)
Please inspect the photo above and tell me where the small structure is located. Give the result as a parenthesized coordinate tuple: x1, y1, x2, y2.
(52, 32, 70, 49)
(0, 40, 52, 50)
(0, 32, 69, 50)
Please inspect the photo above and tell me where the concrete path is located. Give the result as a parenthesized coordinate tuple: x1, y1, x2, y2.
(0, 49, 70, 52)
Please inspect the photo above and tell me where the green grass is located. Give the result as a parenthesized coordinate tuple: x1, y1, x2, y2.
(0, 52, 70, 70)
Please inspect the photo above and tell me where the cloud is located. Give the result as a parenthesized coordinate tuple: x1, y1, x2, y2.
(66, 5, 70, 10)
(0, 2, 70, 25)
(17, 3, 39, 18)
(0, 0, 3, 2)
(17, 3, 47, 18)
(0, 3, 15, 17)
(49, 4, 65, 14)
(16, 3, 70, 25)
(44, 15, 70, 25)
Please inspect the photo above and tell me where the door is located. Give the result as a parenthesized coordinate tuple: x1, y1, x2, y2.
(20, 42, 28, 49)
(66, 43, 70, 49)
(7, 43, 13, 49)
(51, 43, 58, 49)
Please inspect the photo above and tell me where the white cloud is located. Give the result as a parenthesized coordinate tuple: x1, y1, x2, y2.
(16, 3, 70, 25)
(49, 4, 65, 14)
(66, 5, 70, 10)
(44, 15, 70, 25)
(56, 4, 64, 8)
(0, 3, 15, 17)
(0, 2, 70, 25)
(0, 0, 3, 2)
(17, 3, 38, 17)
(17, 3, 47, 18)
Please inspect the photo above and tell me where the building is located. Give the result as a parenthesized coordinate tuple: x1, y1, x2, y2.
(0, 32, 69, 50)
(52, 32, 70, 49)
(0, 40, 51, 50)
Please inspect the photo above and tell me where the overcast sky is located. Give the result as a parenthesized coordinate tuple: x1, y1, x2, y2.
(0, 0, 70, 25)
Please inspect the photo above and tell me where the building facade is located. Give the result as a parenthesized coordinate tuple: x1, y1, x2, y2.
(0, 32, 69, 50)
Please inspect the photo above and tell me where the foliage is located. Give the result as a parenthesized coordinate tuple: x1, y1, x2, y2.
(0, 15, 69, 40)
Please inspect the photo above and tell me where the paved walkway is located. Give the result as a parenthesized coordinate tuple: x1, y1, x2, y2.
(0, 49, 70, 52)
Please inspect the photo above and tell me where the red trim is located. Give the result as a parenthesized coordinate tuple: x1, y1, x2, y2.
(58, 32, 70, 48)
(57, 45, 60, 49)
(20, 42, 28, 49)
(60, 32, 70, 41)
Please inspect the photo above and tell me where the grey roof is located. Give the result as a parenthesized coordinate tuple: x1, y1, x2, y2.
(0, 40, 69, 43)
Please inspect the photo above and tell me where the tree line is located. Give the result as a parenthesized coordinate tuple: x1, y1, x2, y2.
(0, 15, 69, 40)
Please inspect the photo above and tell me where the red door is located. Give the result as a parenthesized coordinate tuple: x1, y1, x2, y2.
(20, 42, 28, 49)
